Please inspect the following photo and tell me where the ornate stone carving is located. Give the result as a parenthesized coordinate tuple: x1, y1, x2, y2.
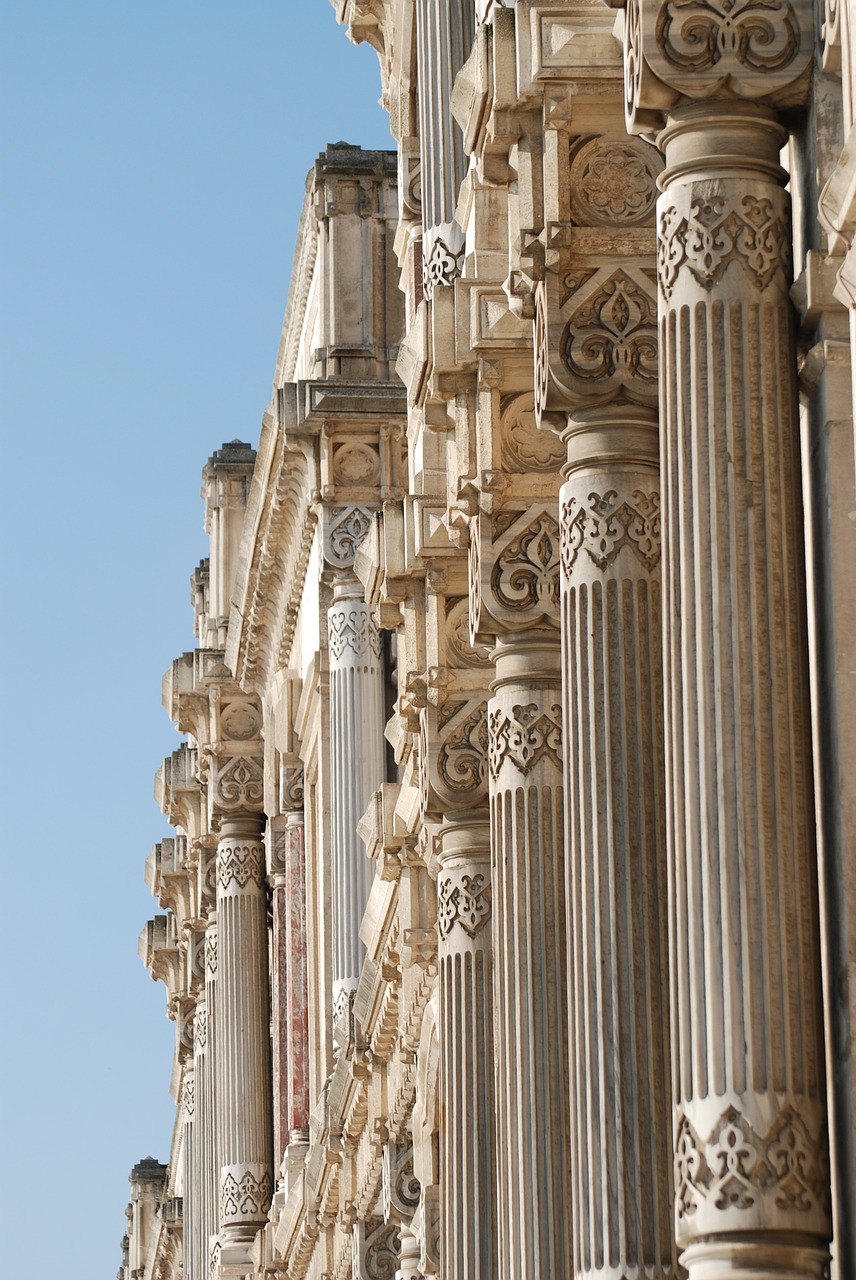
(560, 488, 661, 574)
(382, 1143, 421, 1224)
(499, 393, 566, 474)
(437, 703, 489, 795)
(204, 932, 217, 976)
(560, 269, 658, 390)
(437, 871, 491, 939)
(323, 503, 376, 568)
(219, 700, 260, 741)
(279, 756, 305, 813)
(490, 511, 561, 614)
(659, 190, 790, 298)
(328, 603, 383, 662)
(333, 442, 381, 487)
(568, 136, 660, 227)
(194, 1004, 208, 1050)
(488, 702, 563, 778)
(353, 1217, 401, 1280)
(211, 754, 264, 813)
(674, 1110, 830, 1225)
(423, 235, 464, 293)
(445, 599, 491, 670)
(183, 1072, 195, 1119)
(216, 842, 265, 891)
(623, 0, 813, 129)
(219, 1165, 273, 1223)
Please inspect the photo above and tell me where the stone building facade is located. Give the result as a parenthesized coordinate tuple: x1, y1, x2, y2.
(124, 4, 856, 1280)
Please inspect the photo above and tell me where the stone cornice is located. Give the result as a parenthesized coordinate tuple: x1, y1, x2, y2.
(274, 185, 318, 389)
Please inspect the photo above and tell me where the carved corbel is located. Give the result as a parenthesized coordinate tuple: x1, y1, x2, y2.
(467, 501, 561, 643)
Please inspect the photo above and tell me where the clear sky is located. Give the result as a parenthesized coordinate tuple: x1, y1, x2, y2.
(0, 4, 392, 1275)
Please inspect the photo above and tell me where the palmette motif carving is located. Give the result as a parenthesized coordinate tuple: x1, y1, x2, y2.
(323, 503, 375, 567)
(423, 236, 464, 293)
(279, 758, 305, 812)
(183, 1072, 195, 1118)
(674, 1110, 830, 1226)
(216, 842, 265, 891)
(204, 932, 217, 976)
(659, 192, 790, 297)
(560, 489, 661, 574)
(437, 704, 489, 795)
(488, 702, 563, 777)
(438, 872, 491, 939)
(220, 1167, 273, 1222)
(656, 0, 801, 81)
(491, 513, 561, 613)
(212, 754, 264, 811)
(353, 1217, 401, 1280)
(561, 270, 658, 388)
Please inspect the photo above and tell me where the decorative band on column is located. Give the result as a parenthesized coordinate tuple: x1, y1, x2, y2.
(219, 1162, 274, 1227)
(216, 840, 265, 894)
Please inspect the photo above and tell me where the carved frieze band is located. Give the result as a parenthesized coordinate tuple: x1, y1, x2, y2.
(205, 932, 217, 977)
(560, 488, 661, 575)
(488, 702, 563, 778)
(219, 1164, 273, 1224)
(675, 1108, 830, 1227)
(216, 842, 265, 892)
(438, 870, 491, 940)
(328, 602, 383, 663)
(659, 189, 790, 299)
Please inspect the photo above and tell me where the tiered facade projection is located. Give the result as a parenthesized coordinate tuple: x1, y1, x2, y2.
(120, 4, 856, 1279)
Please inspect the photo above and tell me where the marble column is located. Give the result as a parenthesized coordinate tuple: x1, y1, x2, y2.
(182, 1065, 196, 1280)
(437, 813, 496, 1280)
(202, 921, 218, 1278)
(284, 809, 309, 1145)
(327, 579, 386, 1042)
(559, 408, 677, 1279)
(488, 629, 571, 1280)
(268, 815, 290, 1179)
(214, 815, 273, 1252)
(654, 99, 832, 1279)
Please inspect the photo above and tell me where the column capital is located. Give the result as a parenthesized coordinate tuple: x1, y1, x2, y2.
(621, 0, 815, 134)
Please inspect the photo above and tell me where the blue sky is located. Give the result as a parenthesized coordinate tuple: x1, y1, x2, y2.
(0, 4, 392, 1274)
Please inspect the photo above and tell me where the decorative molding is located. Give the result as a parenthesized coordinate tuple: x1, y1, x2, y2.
(488, 702, 563, 777)
(560, 488, 661, 574)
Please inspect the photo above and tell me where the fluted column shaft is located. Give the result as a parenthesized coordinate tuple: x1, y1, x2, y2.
(488, 630, 571, 1280)
(269, 821, 289, 1176)
(284, 811, 309, 1142)
(657, 102, 831, 1278)
(328, 581, 386, 1034)
(560, 410, 677, 1279)
(202, 922, 218, 1275)
(214, 816, 273, 1244)
(182, 1065, 196, 1280)
(437, 814, 496, 1280)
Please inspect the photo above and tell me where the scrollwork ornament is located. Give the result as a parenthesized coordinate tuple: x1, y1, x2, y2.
(212, 754, 264, 813)
(220, 1166, 272, 1223)
(560, 270, 658, 395)
(353, 1217, 401, 1280)
(423, 236, 464, 296)
(624, 0, 812, 122)
(437, 704, 489, 796)
(490, 512, 561, 616)
(322, 503, 376, 568)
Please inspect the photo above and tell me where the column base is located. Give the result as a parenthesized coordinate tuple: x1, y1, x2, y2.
(680, 1234, 830, 1280)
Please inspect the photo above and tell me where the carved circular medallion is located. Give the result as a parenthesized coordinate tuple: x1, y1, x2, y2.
(501, 392, 565, 474)
(569, 137, 659, 227)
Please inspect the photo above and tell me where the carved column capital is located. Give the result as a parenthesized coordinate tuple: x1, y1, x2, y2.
(621, 0, 815, 134)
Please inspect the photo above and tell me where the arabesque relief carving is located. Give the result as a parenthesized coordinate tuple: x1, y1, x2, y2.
(659, 191, 791, 297)
(488, 702, 563, 778)
(560, 488, 661, 574)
